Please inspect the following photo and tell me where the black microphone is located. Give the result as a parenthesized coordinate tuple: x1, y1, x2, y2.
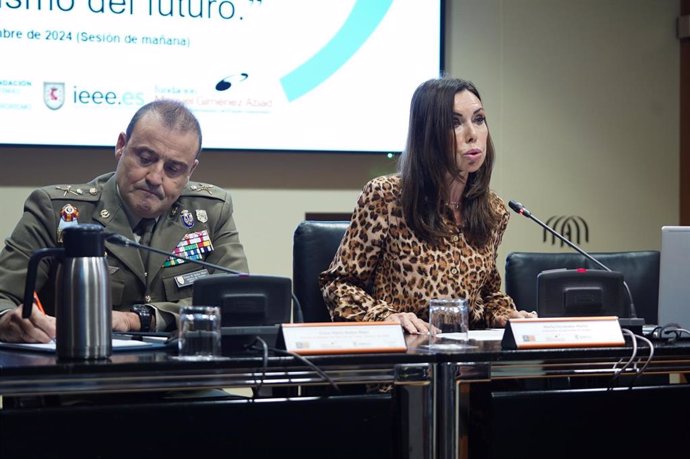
(508, 200, 639, 321)
(106, 233, 304, 322)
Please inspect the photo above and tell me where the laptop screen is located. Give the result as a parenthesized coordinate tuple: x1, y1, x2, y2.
(658, 226, 690, 328)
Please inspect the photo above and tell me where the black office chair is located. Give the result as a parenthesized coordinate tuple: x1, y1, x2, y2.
(504, 251, 660, 324)
(292, 220, 349, 322)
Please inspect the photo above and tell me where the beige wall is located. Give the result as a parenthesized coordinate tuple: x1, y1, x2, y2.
(448, 0, 679, 274)
(0, 0, 680, 283)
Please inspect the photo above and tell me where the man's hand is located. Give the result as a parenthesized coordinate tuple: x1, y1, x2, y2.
(112, 310, 139, 332)
(0, 305, 56, 343)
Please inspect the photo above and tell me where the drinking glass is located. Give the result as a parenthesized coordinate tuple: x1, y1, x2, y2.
(429, 298, 469, 341)
(178, 306, 221, 360)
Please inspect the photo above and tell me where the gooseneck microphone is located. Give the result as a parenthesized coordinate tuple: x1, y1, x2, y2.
(508, 200, 638, 320)
(509, 201, 612, 272)
(107, 233, 247, 276)
(106, 233, 304, 322)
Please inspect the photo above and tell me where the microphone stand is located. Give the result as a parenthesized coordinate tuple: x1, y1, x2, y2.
(107, 234, 304, 322)
(508, 201, 641, 325)
(512, 204, 612, 272)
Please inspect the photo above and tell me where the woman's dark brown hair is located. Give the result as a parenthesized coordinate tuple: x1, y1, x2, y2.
(398, 77, 499, 247)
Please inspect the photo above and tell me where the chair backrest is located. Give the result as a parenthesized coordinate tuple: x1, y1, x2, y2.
(293, 220, 349, 322)
(505, 251, 660, 324)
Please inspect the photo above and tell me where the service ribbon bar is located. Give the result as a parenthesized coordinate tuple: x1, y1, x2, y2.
(163, 230, 214, 267)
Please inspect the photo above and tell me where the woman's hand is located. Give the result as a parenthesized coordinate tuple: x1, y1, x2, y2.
(387, 312, 431, 335)
(492, 309, 538, 328)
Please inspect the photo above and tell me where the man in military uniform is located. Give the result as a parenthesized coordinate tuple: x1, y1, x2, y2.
(0, 100, 249, 342)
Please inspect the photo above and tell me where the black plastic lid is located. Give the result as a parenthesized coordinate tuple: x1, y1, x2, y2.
(62, 224, 106, 257)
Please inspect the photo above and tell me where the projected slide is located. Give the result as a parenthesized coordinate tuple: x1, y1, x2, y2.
(0, 0, 442, 153)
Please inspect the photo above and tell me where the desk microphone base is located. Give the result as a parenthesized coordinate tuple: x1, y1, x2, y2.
(221, 325, 283, 354)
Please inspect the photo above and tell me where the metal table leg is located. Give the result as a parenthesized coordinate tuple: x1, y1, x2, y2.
(394, 363, 435, 459)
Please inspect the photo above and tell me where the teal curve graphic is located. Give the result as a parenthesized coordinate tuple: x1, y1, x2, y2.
(280, 0, 393, 102)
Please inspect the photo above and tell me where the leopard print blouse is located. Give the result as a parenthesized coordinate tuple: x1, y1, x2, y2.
(319, 174, 516, 329)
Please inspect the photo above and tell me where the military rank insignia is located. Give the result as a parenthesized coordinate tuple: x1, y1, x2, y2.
(57, 203, 79, 244)
(163, 230, 214, 267)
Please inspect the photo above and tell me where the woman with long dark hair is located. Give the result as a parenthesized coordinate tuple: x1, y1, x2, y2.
(320, 77, 535, 334)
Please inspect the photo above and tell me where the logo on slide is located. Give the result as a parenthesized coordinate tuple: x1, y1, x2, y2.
(544, 216, 590, 246)
(44, 82, 65, 110)
(215, 73, 249, 92)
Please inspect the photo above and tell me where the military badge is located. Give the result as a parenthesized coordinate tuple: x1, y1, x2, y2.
(196, 209, 208, 223)
(60, 204, 79, 221)
(192, 183, 214, 195)
(180, 209, 194, 228)
(57, 204, 79, 244)
(55, 185, 82, 197)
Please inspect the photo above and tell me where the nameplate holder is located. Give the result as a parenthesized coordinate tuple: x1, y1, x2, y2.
(501, 316, 625, 350)
(280, 322, 407, 355)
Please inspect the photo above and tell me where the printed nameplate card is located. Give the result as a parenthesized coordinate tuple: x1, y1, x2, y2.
(502, 316, 625, 350)
(280, 322, 407, 355)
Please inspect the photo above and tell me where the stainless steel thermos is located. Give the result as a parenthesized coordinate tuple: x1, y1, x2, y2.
(23, 224, 112, 360)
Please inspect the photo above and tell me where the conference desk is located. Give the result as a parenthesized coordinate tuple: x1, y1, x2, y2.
(422, 333, 690, 459)
(0, 340, 434, 459)
(1, 332, 690, 459)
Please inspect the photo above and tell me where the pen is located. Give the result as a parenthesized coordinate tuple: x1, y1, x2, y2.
(33, 291, 46, 315)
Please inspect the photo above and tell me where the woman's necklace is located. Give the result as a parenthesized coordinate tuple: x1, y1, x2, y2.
(444, 201, 462, 210)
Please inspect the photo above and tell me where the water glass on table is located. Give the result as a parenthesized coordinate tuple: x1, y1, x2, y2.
(429, 298, 469, 341)
(178, 306, 221, 360)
